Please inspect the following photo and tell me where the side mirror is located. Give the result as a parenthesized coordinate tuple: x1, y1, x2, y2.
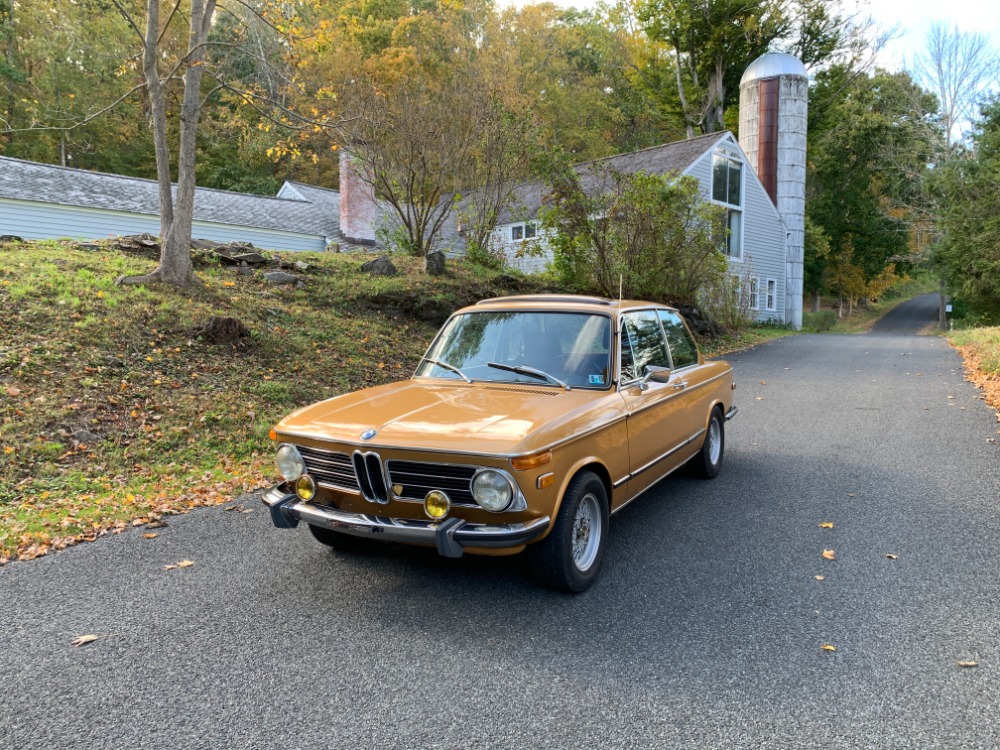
(642, 365, 672, 384)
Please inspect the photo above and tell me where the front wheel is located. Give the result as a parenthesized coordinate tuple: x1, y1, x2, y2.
(689, 407, 725, 479)
(529, 471, 609, 593)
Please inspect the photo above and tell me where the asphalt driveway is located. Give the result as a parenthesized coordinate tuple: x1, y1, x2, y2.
(2, 293, 998, 749)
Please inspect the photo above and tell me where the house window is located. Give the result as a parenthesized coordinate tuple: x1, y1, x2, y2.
(748, 276, 760, 310)
(510, 223, 536, 242)
(713, 151, 743, 260)
(724, 209, 742, 259)
(766, 279, 777, 311)
(712, 152, 742, 207)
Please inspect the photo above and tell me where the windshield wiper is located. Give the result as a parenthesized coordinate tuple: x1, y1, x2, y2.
(421, 357, 472, 384)
(487, 362, 570, 391)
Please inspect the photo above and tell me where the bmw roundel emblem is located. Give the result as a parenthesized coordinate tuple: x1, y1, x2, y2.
(360, 428, 378, 441)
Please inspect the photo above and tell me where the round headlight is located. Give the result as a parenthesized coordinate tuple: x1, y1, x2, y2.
(424, 490, 451, 520)
(471, 470, 514, 512)
(276, 443, 306, 482)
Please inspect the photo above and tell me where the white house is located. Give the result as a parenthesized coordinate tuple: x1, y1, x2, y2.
(0, 157, 347, 252)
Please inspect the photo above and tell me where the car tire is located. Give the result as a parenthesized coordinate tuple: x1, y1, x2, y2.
(529, 471, 609, 593)
(690, 406, 725, 479)
(307, 524, 371, 552)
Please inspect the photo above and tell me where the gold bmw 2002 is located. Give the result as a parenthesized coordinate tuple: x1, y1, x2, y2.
(264, 294, 736, 592)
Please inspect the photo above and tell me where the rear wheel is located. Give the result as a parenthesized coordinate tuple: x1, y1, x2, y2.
(308, 524, 372, 553)
(529, 471, 609, 593)
(689, 407, 725, 479)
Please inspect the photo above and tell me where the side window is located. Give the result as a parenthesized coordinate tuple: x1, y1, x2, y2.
(658, 310, 699, 369)
(621, 311, 670, 382)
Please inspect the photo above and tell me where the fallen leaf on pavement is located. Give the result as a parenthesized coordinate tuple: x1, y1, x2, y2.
(885, 554, 898, 560)
(760, 380, 767, 385)
(819, 522, 834, 529)
(146, 520, 168, 529)
(815, 575, 825, 581)
(821, 644, 837, 652)
(822, 549, 836, 561)
(164, 559, 194, 570)
(958, 661, 978, 668)
(847, 493, 856, 497)
(143, 533, 158, 539)
(71, 634, 99, 647)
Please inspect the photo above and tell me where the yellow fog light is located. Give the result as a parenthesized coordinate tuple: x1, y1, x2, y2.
(296, 474, 317, 501)
(424, 490, 451, 520)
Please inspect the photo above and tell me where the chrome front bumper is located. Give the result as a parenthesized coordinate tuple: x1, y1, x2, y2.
(262, 486, 550, 559)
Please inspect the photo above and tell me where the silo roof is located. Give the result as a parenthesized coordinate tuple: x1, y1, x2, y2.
(740, 53, 808, 86)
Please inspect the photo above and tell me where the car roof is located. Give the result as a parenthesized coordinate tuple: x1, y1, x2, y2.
(464, 294, 679, 316)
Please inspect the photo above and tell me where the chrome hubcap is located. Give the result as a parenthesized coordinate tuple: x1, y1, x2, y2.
(708, 418, 722, 465)
(572, 493, 601, 571)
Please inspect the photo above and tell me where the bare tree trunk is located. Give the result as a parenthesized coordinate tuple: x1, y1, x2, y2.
(673, 44, 694, 139)
(119, 0, 216, 288)
(2, 0, 14, 146)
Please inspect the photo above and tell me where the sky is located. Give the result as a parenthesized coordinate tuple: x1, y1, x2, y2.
(500, 0, 1000, 76)
(866, 0, 1000, 71)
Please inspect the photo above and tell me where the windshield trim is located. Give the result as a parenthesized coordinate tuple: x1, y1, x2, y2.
(413, 308, 616, 391)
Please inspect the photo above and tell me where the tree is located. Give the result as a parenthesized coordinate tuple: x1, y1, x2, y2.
(104, 0, 217, 287)
(806, 67, 938, 302)
(539, 155, 727, 305)
(911, 22, 1000, 155)
(637, 0, 883, 135)
(933, 99, 1000, 321)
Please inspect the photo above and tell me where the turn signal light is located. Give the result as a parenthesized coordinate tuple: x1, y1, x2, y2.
(511, 451, 551, 471)
(536, 472, 555, 490)
(269, 428, 277, 441)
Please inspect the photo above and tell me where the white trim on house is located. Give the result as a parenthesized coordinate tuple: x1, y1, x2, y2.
(766, 278, 778, 311)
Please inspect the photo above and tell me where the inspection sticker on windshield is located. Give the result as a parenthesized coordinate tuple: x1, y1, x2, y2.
(589, 374, 605, 385)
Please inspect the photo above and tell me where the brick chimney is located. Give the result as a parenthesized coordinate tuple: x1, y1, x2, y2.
(338, 147, 379, 245)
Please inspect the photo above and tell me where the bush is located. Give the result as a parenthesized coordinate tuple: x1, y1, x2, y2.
(538, 159, 727, 306)
(803, 310, 837, 332)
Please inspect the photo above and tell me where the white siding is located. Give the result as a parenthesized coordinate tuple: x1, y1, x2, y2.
(0, 198, 326, 252)
(496, 222, 552, 274)
(684, 137, 788, 324)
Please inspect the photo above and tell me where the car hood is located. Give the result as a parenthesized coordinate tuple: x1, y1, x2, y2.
(275, 379, 626, 456)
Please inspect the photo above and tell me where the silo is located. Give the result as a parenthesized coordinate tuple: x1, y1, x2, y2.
(738, 53, 808, 330)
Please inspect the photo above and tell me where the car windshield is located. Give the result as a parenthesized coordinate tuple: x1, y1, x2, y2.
(415, 311, 613, 389)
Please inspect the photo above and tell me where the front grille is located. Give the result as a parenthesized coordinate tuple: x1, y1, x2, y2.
(387, 460, 478, 507)
(353, 451, 389, 504)
(298, 445, 359, 492)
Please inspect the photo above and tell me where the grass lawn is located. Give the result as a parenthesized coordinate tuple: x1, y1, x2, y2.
(0, 240, 548, 562)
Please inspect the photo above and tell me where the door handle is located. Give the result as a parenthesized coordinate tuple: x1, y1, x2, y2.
(672, 380, 688, 390)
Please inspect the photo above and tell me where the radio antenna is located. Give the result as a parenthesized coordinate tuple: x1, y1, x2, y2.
(619, 274, 623, 304)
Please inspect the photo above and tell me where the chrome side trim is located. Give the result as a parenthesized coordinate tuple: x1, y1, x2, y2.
(611, 429, 706, 489)
(619, 371, 731, 418)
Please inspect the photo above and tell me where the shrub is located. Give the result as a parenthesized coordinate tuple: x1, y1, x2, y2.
(803, 310, 837, 332)
(538, 157, 727, 306)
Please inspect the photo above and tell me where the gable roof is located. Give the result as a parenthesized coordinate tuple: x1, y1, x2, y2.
(499, 132, 731, 223)
(0, 156, 340, 239)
